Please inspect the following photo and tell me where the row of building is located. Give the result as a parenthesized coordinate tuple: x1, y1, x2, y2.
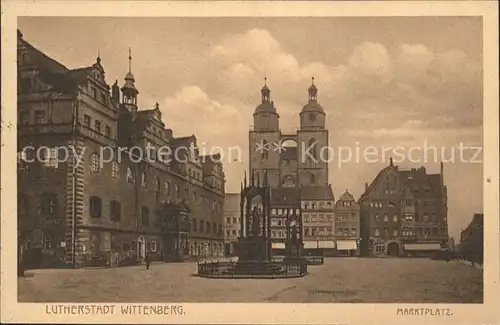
(17, 30, 453, 269)
(17, 30, 225, 268)
(223, 73, 450, 258)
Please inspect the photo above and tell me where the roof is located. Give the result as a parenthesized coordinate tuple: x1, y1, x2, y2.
(19, 32, 68, 74)
(255, 102, 277, 114)
(359, 163, 444, 201)
(338, 190, 355, 202)
(300, 185, 334, 201)
(37, 68, 91, 93)
(301, 101, 324, 113)
(270, 187, 301, 206)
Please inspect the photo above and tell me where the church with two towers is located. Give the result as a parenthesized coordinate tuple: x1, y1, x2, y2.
(248, 79, 337, 253)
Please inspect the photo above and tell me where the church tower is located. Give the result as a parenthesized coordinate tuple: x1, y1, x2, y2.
(249, 79, 281, 188)
(121, 48, 139, 113)
(297, 78, 329, 186)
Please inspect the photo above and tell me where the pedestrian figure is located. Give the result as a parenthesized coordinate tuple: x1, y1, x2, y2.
(145, 253, 150, 270)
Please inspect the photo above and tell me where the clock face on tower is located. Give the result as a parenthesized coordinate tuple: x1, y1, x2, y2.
(309, 113, 316, 121)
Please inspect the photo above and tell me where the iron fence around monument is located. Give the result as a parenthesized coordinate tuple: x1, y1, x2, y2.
(197, 260, 308, 279)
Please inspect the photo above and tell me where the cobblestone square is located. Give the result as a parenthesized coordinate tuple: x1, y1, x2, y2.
(18, 258, 483, 303)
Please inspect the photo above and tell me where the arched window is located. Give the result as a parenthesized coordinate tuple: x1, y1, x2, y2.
(111, 161, 119, 179)
(110, 200, 121, 221)
(141, 206, 149, 226)
(261, 139, 269, 159)
(127, 167, 134, 183)
(308, 138, 317, 160)
(393, 215, 398, 222)
(89, 196, 102, 218)
(175, 184, 180, 198)
(155, 177, 160, 193)
(164, 181, 171, 196)
(90, 153, 100, 173)
(374, 228, 380, 237)
(384, 214, 388, 222)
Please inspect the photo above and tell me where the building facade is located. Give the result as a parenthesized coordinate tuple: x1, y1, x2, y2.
(359, 159, 448, 257)
(17, 30, 225, 269)
(458, 213, 483, 264)
(269, 187, 302, 255)
(334, 190, 360, 256)
(223, 193, 241, 256)
(301, 186, 335, 255)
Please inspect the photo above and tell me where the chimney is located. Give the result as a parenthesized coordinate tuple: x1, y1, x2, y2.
(111, 80, 120, 103)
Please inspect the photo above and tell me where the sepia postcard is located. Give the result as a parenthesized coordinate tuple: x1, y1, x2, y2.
(1, 1, 499, 324)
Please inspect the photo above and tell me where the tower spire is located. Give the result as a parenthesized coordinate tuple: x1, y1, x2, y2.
(97, 48, 101, 63)
(128, 48, 132, 73)
(308, 76, 318, 102)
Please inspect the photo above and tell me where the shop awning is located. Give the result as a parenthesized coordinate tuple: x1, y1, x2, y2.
(272, 242, 285, 249)
(319, 241, 336, 249)
(404, 243, 441, 251)
(303, 241, 319, 249)
(336, 240, 357, 251)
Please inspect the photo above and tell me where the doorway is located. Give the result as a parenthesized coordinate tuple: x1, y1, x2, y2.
(137, 236, 146, 260)
(387, 242, 399, 256)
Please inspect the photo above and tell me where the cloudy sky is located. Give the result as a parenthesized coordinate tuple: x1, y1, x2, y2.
(18, 17, 483, 240)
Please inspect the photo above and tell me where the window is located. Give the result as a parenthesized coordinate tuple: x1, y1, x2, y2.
(110, 200, 121, 221)
(175, 184, 180, 198)
(141, 206, 149, 226)
(35, 110, 45, 124)
(423, 214, 429, 222)
(261, 140, 269, 159)
(308, 138, 317, 160)
(89, 196, 102, 218)
(18, 193, 29, 218)
(164, 181, 171, 195)
(84, 114, 91, 128)
(92, 87, 97, 98)
(41, 192, 58, 216)
(218, 224, 222, 235)
(383, 214, 388, 222)
(155, 177, 160, 193)
(142, 173, 147, 188)
(192, 218, 197, 231)
(43, 148, 58, 168)
(90, 153, 100, 173)
(226, 230, 231, 236)
(150, 241, 157, 252)
(94, 120, 101, 133)
(374, 228, 380, 237)
(393, 215, 398, 222)
(206, 222, 211, 234)
(232, 217, 237, 224)
(375, 214, 380, 222)
(43, 233, 53, 250)
(20, 111, 30, 125)
(127, 167, 134, 183)
(105, 125, 111, 138)
(393, 229, 398, 237)
(111, 161, 119, 179)
(232, 230, 236, 236)
(226, 217, 231, 224)
(310, 173, 315, 185)
(384, 228, 388, 237)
